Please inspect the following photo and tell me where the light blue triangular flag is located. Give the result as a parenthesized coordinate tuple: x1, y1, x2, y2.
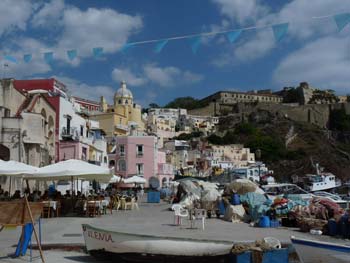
(4, 55, 18, 64)
(44, 52, 53, 63)
(334, 13, 350, 31)
(272, 23, 289, 42)
(23, 54, 32, 63)
(120, 43, 135, 53)
(154, 39, 169, 53)
(226, 30, 242, 43)
(190, 36, 201, 54)
(92, 47, 103, 58)
(67, 49, 77, 60)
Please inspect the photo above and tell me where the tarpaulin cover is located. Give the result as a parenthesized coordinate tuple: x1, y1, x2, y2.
(225, 179, 265, 195)
(240, 192, 271, 221)
(224, 204, 247, 222)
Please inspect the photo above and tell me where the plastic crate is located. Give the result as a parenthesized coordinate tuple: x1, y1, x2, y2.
(270, 219, 280, 228)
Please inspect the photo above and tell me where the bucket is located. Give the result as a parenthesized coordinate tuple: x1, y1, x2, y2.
(328, 219, 338, 236)
(259, 216, 270, 228)
(231, 193, 240, 205)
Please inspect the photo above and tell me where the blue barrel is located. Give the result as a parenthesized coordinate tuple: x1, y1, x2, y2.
(231, 193, 241, 205)
(328, 219, 338, 236)
(259, 216, 270, 228)
(218, 200, 225, 215)
(339, 215, 350, 238)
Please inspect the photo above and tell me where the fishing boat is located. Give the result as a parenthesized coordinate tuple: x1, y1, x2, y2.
(82, 224, 233, 260)
(291, 236, 350, 263)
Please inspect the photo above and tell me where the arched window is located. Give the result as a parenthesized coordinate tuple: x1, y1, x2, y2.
(125, 99, 128, 104)
(118, 99, 122, 104)
(41, 109, 47, 135)
(104, 156, 107, 163)
(118, 159, 126, 171)
(109, 160, 115, 168)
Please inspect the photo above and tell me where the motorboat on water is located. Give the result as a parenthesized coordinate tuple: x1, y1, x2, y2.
(292, 163, 341, 192)
(291, 236, 350, 263)
(302, 173, 341, 192)
(82, 224, 233, 259)
(261, 183, 313, 201)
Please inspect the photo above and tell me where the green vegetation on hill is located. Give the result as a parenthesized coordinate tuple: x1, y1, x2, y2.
(207, 122, 305, 162)
(329, 108, 350, 132)
(174, 131, 203, 140)
(164, 96, 208, 110)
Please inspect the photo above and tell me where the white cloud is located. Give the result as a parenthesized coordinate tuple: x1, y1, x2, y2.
(57, 7, 142, 55)
(0, 0, 32, 36)
(212, 0, 268, 25)
(111, 68, 146, 86)
(273, 36, 350, 94)
(52, 76, 116, 103)
(31, 0, 65, 28)
(0, 37, 52, 78)
(143, 64, 203, 87)
(211, 0, 350, 65)
(111, 64, 203, 88)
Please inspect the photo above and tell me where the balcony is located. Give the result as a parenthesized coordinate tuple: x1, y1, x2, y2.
(136, 152, 144, 157)
(115, 124, 129, 131)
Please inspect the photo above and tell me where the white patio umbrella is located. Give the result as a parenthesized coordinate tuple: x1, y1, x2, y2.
(0, 160, 39, 193)
(24, 159, 112, 181)
(0, 160, 38, 175)
(123, 175, 146, 184)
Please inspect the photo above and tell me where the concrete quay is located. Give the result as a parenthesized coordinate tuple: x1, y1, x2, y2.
(0, 200, 349, 262)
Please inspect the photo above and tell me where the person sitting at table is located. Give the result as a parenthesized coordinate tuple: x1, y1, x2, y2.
(33, 190, 40, 202)
(12, 190, 21, 199)
(76, 191, 82, 199)
(41, 190, 49, 201)
(64, 190, 71, 198)
(0, 191, 9, 201)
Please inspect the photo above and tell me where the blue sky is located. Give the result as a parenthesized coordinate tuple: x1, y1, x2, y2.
(1, 0, 350, 106)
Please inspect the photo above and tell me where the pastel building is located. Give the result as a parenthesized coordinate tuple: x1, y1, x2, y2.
(207, 144, 255, 168)
(113, 136, 174, 188)
(13, 78, 108, 166)
(91, 81, 145, 137)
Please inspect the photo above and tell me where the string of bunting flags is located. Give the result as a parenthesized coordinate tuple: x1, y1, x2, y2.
(1, 12, 350, 65)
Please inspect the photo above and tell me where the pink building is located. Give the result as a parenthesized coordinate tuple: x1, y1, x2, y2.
(113, 136, 174, 188)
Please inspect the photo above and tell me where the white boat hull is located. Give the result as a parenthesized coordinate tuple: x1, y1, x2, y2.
(291, 236, 350, 263)
(82, 224, 233, 257)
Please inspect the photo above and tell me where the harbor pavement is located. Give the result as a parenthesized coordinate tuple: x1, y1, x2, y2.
(1, 200, 349, 262)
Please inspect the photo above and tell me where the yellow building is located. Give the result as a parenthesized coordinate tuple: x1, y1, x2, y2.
(90, 81, 144, 137)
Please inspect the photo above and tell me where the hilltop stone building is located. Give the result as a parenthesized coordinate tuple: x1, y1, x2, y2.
(189, 90, 283, 116)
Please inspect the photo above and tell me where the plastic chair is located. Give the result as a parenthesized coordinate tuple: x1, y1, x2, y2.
(193, 209, 206, 230)
(172, 204, 189, 225)
(123, 197, 133, 210)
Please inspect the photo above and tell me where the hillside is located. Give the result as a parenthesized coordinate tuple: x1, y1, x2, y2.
(213, 110, 350, 182)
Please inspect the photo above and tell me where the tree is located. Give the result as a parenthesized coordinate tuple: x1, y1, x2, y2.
(149, 103, 160, 108)
(164, 97, 207, 110)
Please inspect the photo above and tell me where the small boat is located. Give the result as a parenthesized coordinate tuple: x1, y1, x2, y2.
(291, 236, 350, 263)
(261, 183, 313, 201)
(82, 224, 233, 260)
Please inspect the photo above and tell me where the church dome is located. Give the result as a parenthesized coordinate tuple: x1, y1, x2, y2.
(115, 81, 133, 99)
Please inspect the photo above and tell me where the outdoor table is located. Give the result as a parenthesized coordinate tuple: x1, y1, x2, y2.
(42, 201, 57, 210)
(84, 200, 102, 217)
(42, 200, 58, 218)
